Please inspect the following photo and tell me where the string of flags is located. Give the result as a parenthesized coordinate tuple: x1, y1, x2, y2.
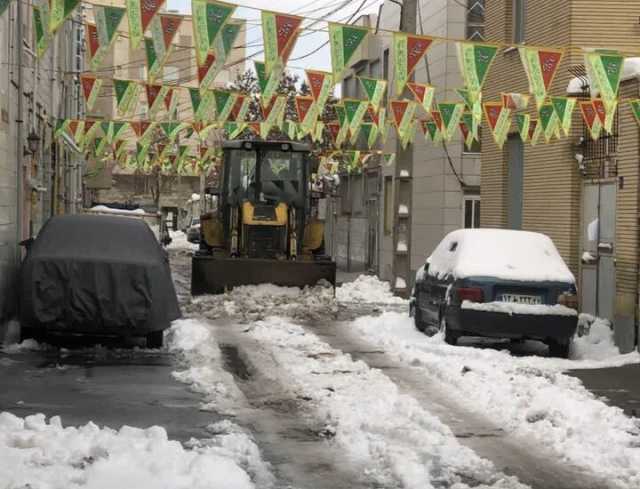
(6, 0, 637, 176)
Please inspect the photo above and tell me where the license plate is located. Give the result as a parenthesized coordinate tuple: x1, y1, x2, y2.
(498, 294, 542, 305)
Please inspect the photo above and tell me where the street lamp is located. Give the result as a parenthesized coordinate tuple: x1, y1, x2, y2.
(27, 130, 40, 154)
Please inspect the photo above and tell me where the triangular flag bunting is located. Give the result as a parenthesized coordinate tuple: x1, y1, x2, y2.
(483, 102, 511, 148)
(359, 77, 387, 113)
(456, 42, 498, 107)
(550, 96, 576, 137)
(127, 0, 165, 49)
(306, 70, 333, 109)
(262, 10, 303, 74)
(393, 33, 433, 95)
(407, 82, 435, 113)
(329, 22, 369, 82)
(519, 47, 564, 109)
(81, 75, 102, 112)
(438, 102, 464, 142)
(192, 0, 237, 66)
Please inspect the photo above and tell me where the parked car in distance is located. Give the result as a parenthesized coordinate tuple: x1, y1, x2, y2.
(186, 217, 201, 243)
(410, 229, 578, 358)
(19, 214, 181, 347)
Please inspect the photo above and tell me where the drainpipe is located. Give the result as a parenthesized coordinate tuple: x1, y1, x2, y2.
(15, 0, 25, 256)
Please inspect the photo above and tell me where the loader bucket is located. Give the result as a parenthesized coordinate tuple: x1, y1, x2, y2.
(191, 255, 337, 295)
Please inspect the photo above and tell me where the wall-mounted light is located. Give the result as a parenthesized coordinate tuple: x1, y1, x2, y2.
(27, 130, 40, 154)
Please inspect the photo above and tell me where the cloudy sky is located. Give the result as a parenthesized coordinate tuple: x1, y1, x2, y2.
(167, 0, 385, 75)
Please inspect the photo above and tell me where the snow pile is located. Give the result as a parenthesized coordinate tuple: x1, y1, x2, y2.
(89, 205, 147, 215)
(461, 300, 578, 317)
(573, 314, 621, 360)
(166, 230, 197, 252)
(168, 319, 246, 413)
(0, 412, 260, 489)
(428, 228, 575, 283)
(246, 317, 525, 489)
(184, 283, 337, 322)
(351, 311, 640, 488)
(336, 275, 407, 305)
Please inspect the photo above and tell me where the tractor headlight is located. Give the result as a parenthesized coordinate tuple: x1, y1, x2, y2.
(281, 143, 290, 151)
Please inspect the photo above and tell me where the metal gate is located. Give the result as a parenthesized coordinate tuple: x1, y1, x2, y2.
(581, 181, 616, 321)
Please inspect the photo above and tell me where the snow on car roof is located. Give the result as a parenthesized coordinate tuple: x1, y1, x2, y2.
(427, 228, 575, 283)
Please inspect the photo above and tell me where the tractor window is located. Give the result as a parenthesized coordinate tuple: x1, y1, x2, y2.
(227, 149, 257, 201)
(260, 151, 305, 205)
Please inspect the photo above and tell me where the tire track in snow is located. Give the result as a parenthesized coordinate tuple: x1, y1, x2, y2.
(301, 318, 618, 489)
(207, 319, 385, 489)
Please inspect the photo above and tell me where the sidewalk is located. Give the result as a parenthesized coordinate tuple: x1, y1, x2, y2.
(569, 364, 640, 417)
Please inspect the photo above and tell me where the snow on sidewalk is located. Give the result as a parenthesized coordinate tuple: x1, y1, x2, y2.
(0, 412, 264, 489)
(243, 316, 526, 489)
(351, 311, 640, 489)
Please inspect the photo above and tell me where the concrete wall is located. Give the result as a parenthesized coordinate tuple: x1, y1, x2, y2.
(0, 3, 81, 327)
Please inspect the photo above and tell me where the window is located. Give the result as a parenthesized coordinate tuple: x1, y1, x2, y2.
(355, 68, 366, 99)
(383, 49, 389, 80)
(466, 0, 485, 41)
(342, 75, 353, 98)
(512, 0, 526, 43)
(384, 176, 393, 235)
(369, 59, 381, 78)
(506, 134, 524, 229)
(463, 195, 481, 228)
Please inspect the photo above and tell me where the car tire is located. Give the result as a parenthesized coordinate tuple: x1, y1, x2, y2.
(440, 315, 458, 346)
(146, 330, 164, 349)
(548, 339, 570, 358)
(19, 326, 41, 343)
(413, 304, 427, 332)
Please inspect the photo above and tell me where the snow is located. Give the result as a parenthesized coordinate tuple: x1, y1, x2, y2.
(0, 411, 263, 489)
(352, 311, 640, 488)
(89, 205, 147, 215)
(567, 57, 640, 94)
(428, 228, 576, 284)
(166, 230, 197, 252)
(244, 317, 526, 489)
(396, 240, 407, 252)
(167, 319, 247, 413)
(399, 169, 410, 177)
(336, 275, 407, 305)
(394, 277, 407, 289)
(461, 300, 578, 317)
(572, 314, 621, 361)
(398, 204, 409, 216)
(415, 264, 426, 282)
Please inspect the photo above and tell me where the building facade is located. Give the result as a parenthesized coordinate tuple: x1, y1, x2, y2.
(332, 0, 483, 290)
(481, 0, 640, 352)
(0, 2, 83, 327)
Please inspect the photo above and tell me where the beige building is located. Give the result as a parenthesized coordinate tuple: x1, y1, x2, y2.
(481, 0, 640, 352)
(331, 0, 483, 290)
(85, 2, 246, 214)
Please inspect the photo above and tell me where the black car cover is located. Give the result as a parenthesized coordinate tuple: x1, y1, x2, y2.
(19, 214, 181, 334)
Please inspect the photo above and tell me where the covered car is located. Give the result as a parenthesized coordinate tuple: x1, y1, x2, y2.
(410, 229, 578, 357)
(19, 214, 181, 347)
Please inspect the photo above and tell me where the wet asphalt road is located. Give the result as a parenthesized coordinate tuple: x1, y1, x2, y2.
(0, 347, 219, 442)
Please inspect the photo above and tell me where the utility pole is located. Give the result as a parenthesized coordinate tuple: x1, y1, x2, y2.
(392, 0, 417, 296)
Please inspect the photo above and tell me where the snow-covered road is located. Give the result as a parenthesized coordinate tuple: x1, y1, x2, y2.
(2, 250, 639, 489)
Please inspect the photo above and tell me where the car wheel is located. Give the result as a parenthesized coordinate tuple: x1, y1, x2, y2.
(548, 339, 570, 358)
(146, 330, 164, 349)
(439, 314, 458, 346)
